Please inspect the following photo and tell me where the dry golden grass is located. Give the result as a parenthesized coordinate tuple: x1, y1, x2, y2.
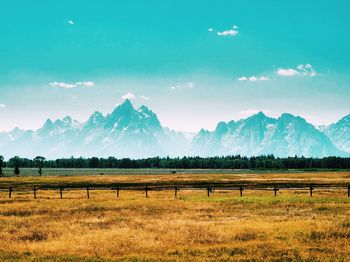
(0, 172, 349, 261)
(1, 170, 350, 188)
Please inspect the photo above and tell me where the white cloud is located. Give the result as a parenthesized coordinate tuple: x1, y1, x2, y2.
(140, 95, 150, 100)
(276, 68, 299, 77)
(238, 76, 269, 82)
(50, 82, 77, 89)
(277, 64, 317, 77)
(239, 109, 270, 118)
(50, 81, 95, 89)
(76, 81, 95, 87)
(238, 76, 248, 81)
(296, 64, 317, 76)
(0, 104, 6, 108)
(170, 82, 195, 90)
(187, 82, 194, 88)
(208, 28, 214, 32)
(259, 76, 269, 81)
(249, 76, 258, 82)
(122, 92, 136, 100)
(217, 29, 239, 36)
(72, 96, 78, 100)
(67, 20, 74, 25)
(217, 25, 239, 36)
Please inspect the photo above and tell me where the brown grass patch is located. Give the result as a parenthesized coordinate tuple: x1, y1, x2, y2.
(0, 172, 349, 261)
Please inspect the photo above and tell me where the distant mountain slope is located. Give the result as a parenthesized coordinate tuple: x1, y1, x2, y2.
(191, 112, 344, 158)
(0, 101, 348, 159)
(323, 114, 350, 153)
(0, 100, 190, 159)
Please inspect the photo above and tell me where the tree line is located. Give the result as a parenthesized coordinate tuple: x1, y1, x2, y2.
(0, 155, 46, 176)
(0, 155, 350, 176)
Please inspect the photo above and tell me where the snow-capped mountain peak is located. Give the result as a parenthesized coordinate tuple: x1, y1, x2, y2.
(191, 112, 344, 157)
(0, 101, 349, 159)
(86, 111, 105, 127)
(323, 114, 350, 153)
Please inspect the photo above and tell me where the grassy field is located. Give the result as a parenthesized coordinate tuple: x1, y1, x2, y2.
(0, 171, 350, 261)
(2, 167, 349, 177)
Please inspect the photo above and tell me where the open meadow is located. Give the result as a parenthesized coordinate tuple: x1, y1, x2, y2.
(0, 170, 350, 261)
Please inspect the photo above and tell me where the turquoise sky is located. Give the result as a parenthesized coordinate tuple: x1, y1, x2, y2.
(0, 0, 350, 132)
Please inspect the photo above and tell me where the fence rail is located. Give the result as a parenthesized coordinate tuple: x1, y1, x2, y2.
(0, 184, 349, 199)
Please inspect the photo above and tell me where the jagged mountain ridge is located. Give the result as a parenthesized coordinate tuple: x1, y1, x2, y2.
(323, 114, 350, 153)
(0, 100, 190, 159)
(0, 100, 349, 159)
(192, 112, 344, 157)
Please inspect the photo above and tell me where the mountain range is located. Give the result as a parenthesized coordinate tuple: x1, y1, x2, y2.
(0, 99, 349, 159)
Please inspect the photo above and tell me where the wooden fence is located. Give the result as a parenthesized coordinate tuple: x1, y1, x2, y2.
(0, 184, 349, 199)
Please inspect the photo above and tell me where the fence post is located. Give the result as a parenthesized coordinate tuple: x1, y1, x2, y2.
(309, 186, 313, 197)
(33, 187, 37, 199)
(145, 186, 149, 198)
(175, 187, 178, 198)
(60, 188, 63, 199)
(273, 186, 279, 197)
(239, 186, 244, 197)
(207, 187, 211, 197)
(348, 185, 350, 198)
(86, 187, 90, 199)
(116, 187, 120, 198)
(9, 186, 12, 198)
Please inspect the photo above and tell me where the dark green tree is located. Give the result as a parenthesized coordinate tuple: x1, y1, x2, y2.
(34, 156, 46, 176)
(89, 157, 100, 168)
(0, 155, 4, 176)
(13, 156, 20, 175)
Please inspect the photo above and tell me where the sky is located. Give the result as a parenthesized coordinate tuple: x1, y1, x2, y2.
(0, 0, 350, 132)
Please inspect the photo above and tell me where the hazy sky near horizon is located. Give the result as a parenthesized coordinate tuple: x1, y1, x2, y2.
(0, 0, 350, 132)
